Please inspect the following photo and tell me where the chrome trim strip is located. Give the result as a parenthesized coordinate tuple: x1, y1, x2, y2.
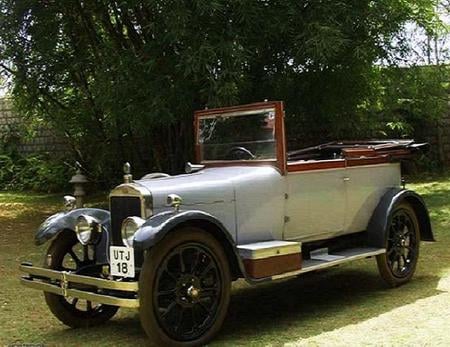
(21, 277, 139, 308)
(65, 273, 139, 292)
(19, 264, 63, 280)
(109, 182, 153, 218)
(19, 264, 138, 292)
(65, 288, 139, 308)
(21, 277, 64, 296)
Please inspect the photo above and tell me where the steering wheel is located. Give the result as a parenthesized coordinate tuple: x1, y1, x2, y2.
(225, 146, 256, 160)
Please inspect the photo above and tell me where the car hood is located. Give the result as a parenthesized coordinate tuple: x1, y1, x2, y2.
(134, 166, 280, 211)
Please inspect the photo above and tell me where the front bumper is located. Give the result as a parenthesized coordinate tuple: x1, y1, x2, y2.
(19, 263, 139, 308)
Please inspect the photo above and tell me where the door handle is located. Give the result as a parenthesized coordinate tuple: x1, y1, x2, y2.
(343, 177, 350, 182)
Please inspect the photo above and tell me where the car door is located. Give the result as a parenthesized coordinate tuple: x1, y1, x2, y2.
(343, 162, 401, 233)
(284, 159, 347, 242)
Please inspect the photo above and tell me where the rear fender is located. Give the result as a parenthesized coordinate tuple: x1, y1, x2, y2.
(367, 188, 434, 248)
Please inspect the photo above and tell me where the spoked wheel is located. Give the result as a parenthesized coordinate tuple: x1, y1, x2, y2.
(376, 203, 420, 287)
(139, 227, 231, 347)
(44, 230, 118, 327)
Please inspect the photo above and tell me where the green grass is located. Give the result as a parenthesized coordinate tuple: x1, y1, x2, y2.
(1, 177, 450, 346)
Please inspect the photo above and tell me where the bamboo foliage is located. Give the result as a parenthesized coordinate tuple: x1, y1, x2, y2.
(0, 0, 444, 183)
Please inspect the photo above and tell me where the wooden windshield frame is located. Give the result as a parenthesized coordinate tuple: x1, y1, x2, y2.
(194, 101, 287, 175)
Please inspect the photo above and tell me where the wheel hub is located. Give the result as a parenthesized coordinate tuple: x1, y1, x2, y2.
(187, 285, 200, 298)
(176, 275, 201, 306)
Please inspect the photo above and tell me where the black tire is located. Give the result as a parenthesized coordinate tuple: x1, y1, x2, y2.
(376, 203, 420, 287)
(139, 227, 231, 347)
(44, 230, 119, 328)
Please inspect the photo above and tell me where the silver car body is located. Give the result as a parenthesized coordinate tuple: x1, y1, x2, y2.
(135, 162, 400, 245)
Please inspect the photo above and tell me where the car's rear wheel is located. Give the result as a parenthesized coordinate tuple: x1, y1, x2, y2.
(376, 203, 420, 287)
(44, 230, 119, 327)
(139, 227, 231, 346)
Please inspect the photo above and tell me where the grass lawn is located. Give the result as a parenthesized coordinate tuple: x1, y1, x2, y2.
(1, 176, 449, 346)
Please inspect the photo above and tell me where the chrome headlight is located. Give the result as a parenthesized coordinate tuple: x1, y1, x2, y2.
(75, 215, 101, 245)
(63, 195, 76, 211)
(121, 216, 145, 247)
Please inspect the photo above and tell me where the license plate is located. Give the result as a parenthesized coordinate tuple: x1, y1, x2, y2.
(110, 246, 135, 278)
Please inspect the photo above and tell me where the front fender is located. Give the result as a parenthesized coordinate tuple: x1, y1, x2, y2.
(133, 209, 247, 280)
(35, 208, 110, 245)
(133, 210, 234, 251)
(367, 188, 434, 248)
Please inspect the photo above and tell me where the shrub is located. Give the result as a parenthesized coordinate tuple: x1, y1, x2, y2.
(0, 152, 71, 193)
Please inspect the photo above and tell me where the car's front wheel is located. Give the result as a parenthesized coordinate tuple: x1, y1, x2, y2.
(376, 202, 420, 287)
(44, 230, 119, 327)
(139, 227, 231, 346)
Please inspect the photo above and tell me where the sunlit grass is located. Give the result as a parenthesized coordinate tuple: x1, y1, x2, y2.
(1, 175, 449, 346)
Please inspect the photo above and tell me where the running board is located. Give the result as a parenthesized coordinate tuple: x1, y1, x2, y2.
(269, 247, 385, 281)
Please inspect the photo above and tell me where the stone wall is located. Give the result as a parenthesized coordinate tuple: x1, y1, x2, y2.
(0, 96, 449, 165)
(0, 98, 67, 154)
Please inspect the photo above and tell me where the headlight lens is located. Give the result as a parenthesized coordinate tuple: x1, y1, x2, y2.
(75, 215, 100, 245)
(121, 216, 145, 247)
(63, 195, 76, 211)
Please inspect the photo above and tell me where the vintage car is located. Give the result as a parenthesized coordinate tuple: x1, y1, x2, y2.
(20, 101, 433, 346)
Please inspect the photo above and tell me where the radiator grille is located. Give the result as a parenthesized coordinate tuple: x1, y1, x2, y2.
(110, 196, 142, 246)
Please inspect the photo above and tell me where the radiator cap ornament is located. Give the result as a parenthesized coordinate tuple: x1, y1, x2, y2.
(123, 162, 133, 183)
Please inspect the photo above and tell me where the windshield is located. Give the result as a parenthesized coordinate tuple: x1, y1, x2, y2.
(198, 109, 277, 161)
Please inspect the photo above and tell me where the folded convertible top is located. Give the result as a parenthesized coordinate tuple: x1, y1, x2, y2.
(287, 140, 430, 162)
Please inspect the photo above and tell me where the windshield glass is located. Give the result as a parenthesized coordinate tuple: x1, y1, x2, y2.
(198, 109, 277, 161)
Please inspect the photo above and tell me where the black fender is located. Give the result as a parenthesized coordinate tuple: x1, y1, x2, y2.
(35, 208, 111, 263)
(367, 188, 434, 248)
(133, 210, 246, 279)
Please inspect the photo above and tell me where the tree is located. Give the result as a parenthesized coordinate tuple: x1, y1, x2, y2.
(0, 0, 444, 184)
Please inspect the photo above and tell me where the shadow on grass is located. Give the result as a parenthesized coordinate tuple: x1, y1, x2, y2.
(214, 266, 443, 345)
(41, 264, 443, 346)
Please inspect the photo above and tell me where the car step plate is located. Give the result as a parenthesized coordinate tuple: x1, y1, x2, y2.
(271, 247, 385, 280)
(310, 248, 345, 261)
